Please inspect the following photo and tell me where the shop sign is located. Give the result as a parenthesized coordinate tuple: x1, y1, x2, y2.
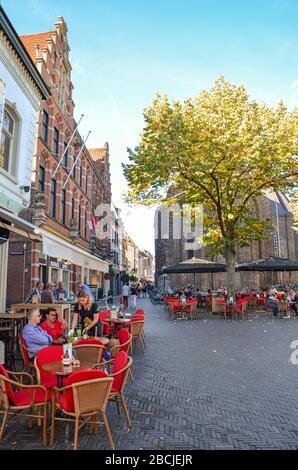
(60, 263, 69, 270)
(48, 257, 59, 268)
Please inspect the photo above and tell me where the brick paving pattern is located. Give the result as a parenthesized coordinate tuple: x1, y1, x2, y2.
(1, 298, 298, 450)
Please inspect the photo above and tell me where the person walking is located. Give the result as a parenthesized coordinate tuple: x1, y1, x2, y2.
(130, 284, 137, 307)
(122, 283, 130, 308)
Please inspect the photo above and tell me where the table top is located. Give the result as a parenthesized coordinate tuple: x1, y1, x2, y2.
(0, 312, 27, 320)
(74, 336, 109, 346)
(105, 317, 131, 324)
(11, 303, 71, 309)
(42, 360, 94, 377)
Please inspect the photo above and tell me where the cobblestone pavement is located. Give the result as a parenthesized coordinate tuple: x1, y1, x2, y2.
(1, 298, 298, 450)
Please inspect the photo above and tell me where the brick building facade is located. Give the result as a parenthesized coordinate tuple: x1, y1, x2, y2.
(6, 16, 111, 305)
(155, 191, 298, 291)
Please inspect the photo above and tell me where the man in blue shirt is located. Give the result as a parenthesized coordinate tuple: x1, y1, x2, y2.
(22, 309, 64, 359)
(76, 281, 95, 301)
(54, 281, 68, 301)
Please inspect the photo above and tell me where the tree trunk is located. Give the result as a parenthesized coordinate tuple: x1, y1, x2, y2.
(225, 245, 236, 301)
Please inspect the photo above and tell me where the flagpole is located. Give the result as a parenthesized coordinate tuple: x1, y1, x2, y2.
(63, 130, 91, 189)
(52, 114, 84, 179)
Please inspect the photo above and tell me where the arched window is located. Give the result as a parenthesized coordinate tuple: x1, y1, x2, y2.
(0, 104, 20, 176)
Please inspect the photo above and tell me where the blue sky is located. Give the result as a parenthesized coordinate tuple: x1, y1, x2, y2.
(3, 0, 298, 253)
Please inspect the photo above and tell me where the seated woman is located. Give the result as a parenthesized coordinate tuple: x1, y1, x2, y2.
(287, 289, 298, 318)
(71, 290, 100, 337)
(266, 289, 278, 317)
(40, 307, 68, 341)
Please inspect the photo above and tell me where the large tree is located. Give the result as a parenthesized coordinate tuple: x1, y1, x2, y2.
(123, 77, 298, 298)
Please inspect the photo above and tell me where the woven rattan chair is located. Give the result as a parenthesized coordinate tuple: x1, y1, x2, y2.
(0, 364, 48, 446)
(215, 302, 229, 320)
(50, 369, 114, 450)
(127, 320, 145, 354)
(278, 301, 288, 318)
(19, 337, 36, 375)
(73, 344, 106, 364)
(248, 297, 257, 312)
(94, 351, 133, 429)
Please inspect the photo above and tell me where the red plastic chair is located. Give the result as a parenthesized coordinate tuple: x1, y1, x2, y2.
(34, 346, 64, 392)
(50, 369, 114, 450)
(0, 364, 48, 445)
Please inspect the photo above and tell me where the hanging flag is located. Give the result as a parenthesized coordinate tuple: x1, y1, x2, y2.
(88, 215, 97, 230)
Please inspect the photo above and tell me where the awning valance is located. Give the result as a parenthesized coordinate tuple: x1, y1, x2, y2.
(40, 229, 109, 273)
(0, 207, 42, 242)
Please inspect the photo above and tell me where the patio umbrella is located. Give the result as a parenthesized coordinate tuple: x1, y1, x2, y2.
(236, 256, 298, 272)
(161, 257, 227, 291)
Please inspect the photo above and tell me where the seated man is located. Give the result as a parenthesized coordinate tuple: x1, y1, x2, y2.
(266, 289, 278, 317)
(22, 309, 65, 359)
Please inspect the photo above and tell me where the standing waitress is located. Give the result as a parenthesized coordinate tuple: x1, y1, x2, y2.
(71, 290, 100, 336)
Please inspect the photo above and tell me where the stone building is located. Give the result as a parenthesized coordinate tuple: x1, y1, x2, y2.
(155, 191, 298, 291)
(6, 16, 111, 306)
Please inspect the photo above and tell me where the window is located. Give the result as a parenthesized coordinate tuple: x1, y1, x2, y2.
(0, 109, 14, 172)
(59, 63, 67, 112)
(41, 110, 49, 143)
(78, 205, 81, 233)
(61, 188, 66, 224)
(53, 127, 59, 156)
(63, 141, 68, 168)
(71, 196, 75, 220)
(85, 212, 87, 238)
(39, 166, 45, 192)
(50, 179, 56, 217)
(85, 173, 88, 193)
(80, 165, 83, 187)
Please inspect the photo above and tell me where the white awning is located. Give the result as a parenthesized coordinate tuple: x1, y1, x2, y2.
(40, 229, 109, 273)
(0, 207, 42, 241)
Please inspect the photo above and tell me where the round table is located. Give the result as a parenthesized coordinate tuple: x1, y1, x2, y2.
(104, 317, 131, 331)
(79, 336, 109, 346)
(42, 360, 94, 388)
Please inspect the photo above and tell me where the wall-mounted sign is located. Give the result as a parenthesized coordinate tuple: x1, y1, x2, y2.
(48, 257, 59, 268)
(60, 263, 69, 270)
(10, 251, 24, 255)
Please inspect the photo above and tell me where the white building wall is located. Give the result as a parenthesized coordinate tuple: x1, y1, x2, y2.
(0, 35, 40, 213)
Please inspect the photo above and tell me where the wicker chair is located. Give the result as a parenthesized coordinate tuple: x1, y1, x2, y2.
(0, 364, 48, 446)
(277, 301, 288, 318)
(19, 337, 36, 375)
(73, 344, 106, 364)
(127, 320, 145, 354)
(248, 297, 257, 312)
(50, 369, 114, 450)
(94, 351, 133, 429)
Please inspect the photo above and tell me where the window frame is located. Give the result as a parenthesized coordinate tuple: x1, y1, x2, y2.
(0, 103, 21, 179)
(50, 178, 57, 218)
(41, 109, 49, 143)
(53, 126, 59, 157)
(39, 165, 45, 192)
(61, 188, 66, 224)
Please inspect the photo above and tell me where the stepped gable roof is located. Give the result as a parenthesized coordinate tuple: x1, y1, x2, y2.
(20, 31, 53, 63)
